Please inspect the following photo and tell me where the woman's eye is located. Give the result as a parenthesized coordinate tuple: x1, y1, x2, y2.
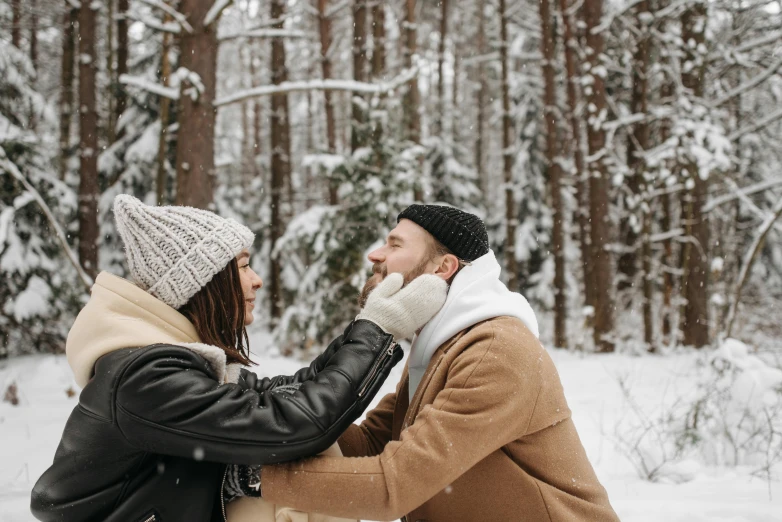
(241, 264, 250, 269)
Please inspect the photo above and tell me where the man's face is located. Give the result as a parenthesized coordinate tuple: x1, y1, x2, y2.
(358, 219, 435, 308)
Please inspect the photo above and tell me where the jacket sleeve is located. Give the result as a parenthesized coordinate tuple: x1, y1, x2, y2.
(113, 320, 402, 465)
(338, 384, 399, 457)
(237, 335, 343, 393)
(260, 323, 555, 521)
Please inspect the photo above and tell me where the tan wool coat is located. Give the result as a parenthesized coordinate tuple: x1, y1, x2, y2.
(260, 316, 621, 522)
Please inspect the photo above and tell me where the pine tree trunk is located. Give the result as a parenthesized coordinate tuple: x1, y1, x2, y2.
(30, 0, 38, 69)
(77, 0, 99, 278)
(403, 0, 423, 201)
(269, 0, 292, 321)
(106, 0, 115, 144)
(116, 0, 129, 134)
(317, 0, 339, 204)
(174, 0, 218, 209)
(11, 0, 21, 49)
(582, 0, 615, 352)
(371, 3, 386, 79)
(499, 0, 518, 291)
(59, 3, 78, 181)
(629, 0, 653, 347)
(248, 45, 262, 183)
(351, 0, 368, 152)
(680, 2, 710, 348)
(474, 1, 487, 199)
(558, 0, 593, 312)
(539, 0, 567, 348)
(157, 17, 172, 205)
(434, 0, 448, 137)
(371, 2, 386, 163)
(451, 11, 460, 147)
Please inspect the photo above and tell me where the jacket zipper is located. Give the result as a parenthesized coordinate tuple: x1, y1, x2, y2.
(220, 465, 229, 522)
(358, 342, 397, 397)
(142, 515, 156, 522)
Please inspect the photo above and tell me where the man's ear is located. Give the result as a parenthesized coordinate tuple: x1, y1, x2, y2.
(434, 254, 460, 281)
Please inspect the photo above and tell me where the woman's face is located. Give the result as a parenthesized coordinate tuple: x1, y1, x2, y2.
(237, 250, 263, 325)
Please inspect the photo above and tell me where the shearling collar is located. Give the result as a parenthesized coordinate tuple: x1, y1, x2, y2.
(67, 271, 242, 387)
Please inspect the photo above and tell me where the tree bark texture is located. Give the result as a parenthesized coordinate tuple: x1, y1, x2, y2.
(474, 1, 487, 199)
(59, 3, 78, 180)
(558, 0, 594, 312)
(30, 0, 38, 69)
(370, 2, 386, 164)
(583, 0, 615, 352)
(351, 0, 368, 152)
(269, 0, 293, 320)
(116, 0, 129, 135)
(371, 2, 386, 80)
(174, 0, 219, 209)
(434, 0, 448, 137)
(680, 1, 710, 348)
(499, 0, 518, 291)
(11, 0, 21, 49)
(318, 0, 339, 204)
(157, 16, 172, 205)
(77, 0, 99, 278)
(629, 0, 653, 347)
(403, 0, 423, 201)
(539, 0, 567, 348)
(106, 0, 115, 143)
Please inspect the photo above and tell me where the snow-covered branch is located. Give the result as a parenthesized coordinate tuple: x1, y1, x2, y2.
(66, 0, 80, 9)
(0, 148, 93, 292)
(119, 74, 180, 100)
(214, 67, 419, 108)
(708, 30, 782, 63)
(724, 196, 782, 338)
(592, 0, 645, 34)
(136, 0, 193, 33)
(218, 29, 310, 42)
(204, 0, 233, 27)
(324, 0, 350, 18)
(728, 106, 782, 142)
(713, 57, 782, 107)
(125, 10, 180, 34)
(703, 178, 782, 213)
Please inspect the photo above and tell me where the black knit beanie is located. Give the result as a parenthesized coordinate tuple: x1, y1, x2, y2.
(397, 204, 490, 262)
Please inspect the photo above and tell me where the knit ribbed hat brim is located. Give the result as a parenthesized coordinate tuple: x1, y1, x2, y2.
(114, 195, 255, 309)
(398, 204, 489, 261)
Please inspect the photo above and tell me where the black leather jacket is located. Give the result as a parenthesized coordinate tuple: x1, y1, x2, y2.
(30, 320, 403, 522)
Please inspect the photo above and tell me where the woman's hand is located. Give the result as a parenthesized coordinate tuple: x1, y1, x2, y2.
(356, 273, 448, 340)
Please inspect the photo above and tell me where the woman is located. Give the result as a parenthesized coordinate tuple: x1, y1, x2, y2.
(30, 195, 447, 522)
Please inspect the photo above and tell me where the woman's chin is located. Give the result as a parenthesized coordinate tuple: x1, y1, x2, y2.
(244, 313, 254, 326)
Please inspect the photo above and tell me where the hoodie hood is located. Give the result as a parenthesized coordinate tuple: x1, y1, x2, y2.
(408, 250, 539, 397)
(67, 272, 241, 388)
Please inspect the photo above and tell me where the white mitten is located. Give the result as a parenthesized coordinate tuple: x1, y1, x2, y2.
(357, 273, 448, 340)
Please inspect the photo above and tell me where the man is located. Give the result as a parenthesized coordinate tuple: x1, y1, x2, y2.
(231, 204, 620, 522)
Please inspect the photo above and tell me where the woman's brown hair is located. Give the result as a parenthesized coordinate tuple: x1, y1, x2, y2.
(178, 258, 253, 366)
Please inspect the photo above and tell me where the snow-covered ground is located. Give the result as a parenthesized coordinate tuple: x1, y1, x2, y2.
(1, 341, 780, 521)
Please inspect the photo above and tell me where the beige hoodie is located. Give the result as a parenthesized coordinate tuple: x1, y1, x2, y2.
(67, 271, 355, 522)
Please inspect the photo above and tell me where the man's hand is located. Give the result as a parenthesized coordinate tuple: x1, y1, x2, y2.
(357, 273, 447, 340)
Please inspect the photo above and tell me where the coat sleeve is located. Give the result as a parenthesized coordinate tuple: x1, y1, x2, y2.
(260, 323, 554, 521)
(237, 335, 343, 393)
(113, 320, 401, 465)
(338, 389, 397, 458)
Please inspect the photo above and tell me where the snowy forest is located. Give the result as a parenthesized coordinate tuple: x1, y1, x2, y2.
(2, 0, 782, 519)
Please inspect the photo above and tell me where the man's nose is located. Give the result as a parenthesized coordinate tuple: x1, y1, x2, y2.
(368, 248, 384, 263)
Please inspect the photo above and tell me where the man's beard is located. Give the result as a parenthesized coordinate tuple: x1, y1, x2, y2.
(357, 256, 432, 309)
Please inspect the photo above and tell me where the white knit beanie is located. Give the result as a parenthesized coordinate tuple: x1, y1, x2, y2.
(113, 194, 255, 309)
